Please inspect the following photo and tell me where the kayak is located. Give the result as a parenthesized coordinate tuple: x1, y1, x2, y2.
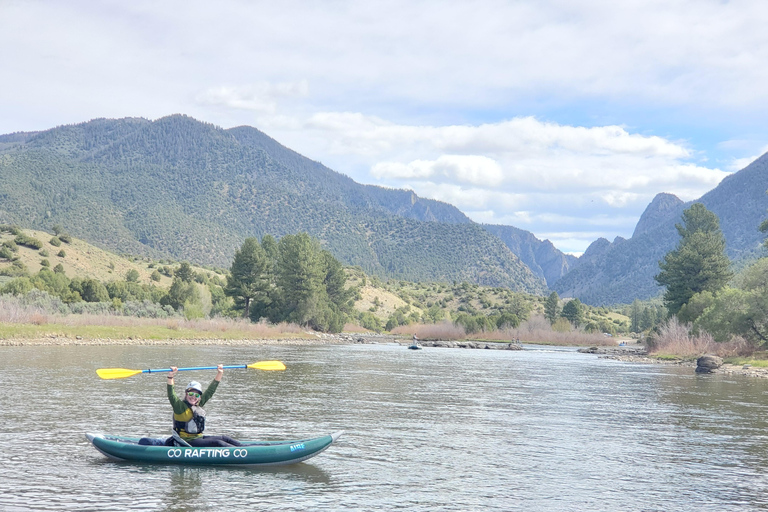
(86, 431, 343, 467)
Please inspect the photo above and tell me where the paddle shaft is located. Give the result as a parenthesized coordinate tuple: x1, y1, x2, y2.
(145, 365, 248, 374)
(96, 360, 284, 379)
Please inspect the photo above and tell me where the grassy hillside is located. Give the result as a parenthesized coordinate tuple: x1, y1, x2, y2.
(0, 227, 629, 340)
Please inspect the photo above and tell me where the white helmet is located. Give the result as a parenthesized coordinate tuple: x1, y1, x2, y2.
(186, 381, 203, 394)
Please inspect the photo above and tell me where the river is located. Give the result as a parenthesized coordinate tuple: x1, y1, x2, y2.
(3, 342, 768, 511)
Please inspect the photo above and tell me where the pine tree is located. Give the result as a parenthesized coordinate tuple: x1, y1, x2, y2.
(655, 203, 732, 315)
(544, 291, 560, 324)
(224, 238, 272, 319)
(273, 233, 325, 326)
(175, 262, 195, 282)
(630, 299, 642, 333)
(561, 298, 583, 326)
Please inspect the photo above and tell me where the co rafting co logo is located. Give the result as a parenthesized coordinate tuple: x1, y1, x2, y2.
(166, 447, 236, 459)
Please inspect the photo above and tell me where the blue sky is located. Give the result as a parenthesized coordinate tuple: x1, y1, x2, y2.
(2, 0, 768, 255)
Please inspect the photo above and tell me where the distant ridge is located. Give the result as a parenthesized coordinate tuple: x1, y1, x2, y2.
(554, 152, 768, 305)
(482, 224, 577, 287)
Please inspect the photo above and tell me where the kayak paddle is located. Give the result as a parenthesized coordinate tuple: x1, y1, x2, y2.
(96, 361, 286, 380)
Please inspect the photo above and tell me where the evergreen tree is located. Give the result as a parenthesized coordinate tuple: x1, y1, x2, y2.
(561, 298, 583, 326)
(272, 233, 325, 326)
(630, 299, 642, 333)
(639, 307, 654, 332)
(224, 237, 271, 319)
(321, 250, 355, 313)
(261, 234, 278, 262)
(544, 291, 560, 324)
(262, 232, 353, 332)
(655, 203, 732, 315)
(175, 261, 195, 283)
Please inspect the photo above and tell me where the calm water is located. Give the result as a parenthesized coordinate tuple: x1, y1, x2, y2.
(3, 342, 768, 511)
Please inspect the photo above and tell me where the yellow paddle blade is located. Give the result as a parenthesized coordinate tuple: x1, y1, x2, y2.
(96, 368, 144, 380)
(248, 360, 286, 371)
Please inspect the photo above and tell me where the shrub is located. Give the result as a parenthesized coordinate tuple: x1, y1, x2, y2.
(49, 237, 61, 247)
(57, 250, 66, 257)
(0, 260, 29, 277)
(183, 302, 205, 320)
(551, 317, 572, 332)
(1, 277, 34, 296)
(40, 259, 50, 267)
(121, 300, 176, 318)
(150, 270, 161, 281)
(14, 234, 43, 250)
(0, 225, 22, 236)
(69, 301, 112, 315)
(358, 312, 383, 332)
(80, 279, 110, 303)
(39, 249, 49, 257)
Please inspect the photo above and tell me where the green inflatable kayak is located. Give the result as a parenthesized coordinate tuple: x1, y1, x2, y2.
(86, 431, 343, 467)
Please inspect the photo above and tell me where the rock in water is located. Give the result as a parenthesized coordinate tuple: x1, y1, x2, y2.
(696, 355, 723, 373)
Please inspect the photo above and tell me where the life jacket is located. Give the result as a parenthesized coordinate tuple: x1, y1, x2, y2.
(173, 404, 206, 438)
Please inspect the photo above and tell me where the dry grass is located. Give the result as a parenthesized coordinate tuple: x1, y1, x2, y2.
(56, 314, 304, 335)
(648, 317, 754, 358)
(392, 320, 466, 340)
(392, 315, 617, 346)
(342, 322, 370, 333)
(0, 297, 308, 340)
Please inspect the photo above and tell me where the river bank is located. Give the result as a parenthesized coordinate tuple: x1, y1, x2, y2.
(582, 345, 768, 379)
(0, 332, 360, 346)
(5, 332, 767, 379)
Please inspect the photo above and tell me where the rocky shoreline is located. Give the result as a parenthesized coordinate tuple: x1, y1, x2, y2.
(578, 345, 768, 379)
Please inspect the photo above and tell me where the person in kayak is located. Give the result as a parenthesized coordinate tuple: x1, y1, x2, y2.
(165, 364, 242, 447)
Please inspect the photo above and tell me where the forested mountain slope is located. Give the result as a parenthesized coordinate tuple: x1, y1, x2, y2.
(553, 153, 768, 305)
(482, 224, 578, 287)
(0, 115, 546, 293)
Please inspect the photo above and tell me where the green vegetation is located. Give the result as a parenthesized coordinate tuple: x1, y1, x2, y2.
(224, 237, 271, 319)
(0, 227, 628, 341)
(655, 204, 732, 315)
(649, 201, 768, 358)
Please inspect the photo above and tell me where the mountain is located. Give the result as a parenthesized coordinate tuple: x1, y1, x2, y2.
(0, 115, 546, 294)
(482, 224, 578, 286)
(631, 193, 685, 238)
(553, 153, 768, 305)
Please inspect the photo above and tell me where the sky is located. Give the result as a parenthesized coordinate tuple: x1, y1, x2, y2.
(3, 0, 768, 255)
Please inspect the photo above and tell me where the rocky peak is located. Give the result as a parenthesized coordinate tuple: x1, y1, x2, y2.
(632, 193, 684, 238)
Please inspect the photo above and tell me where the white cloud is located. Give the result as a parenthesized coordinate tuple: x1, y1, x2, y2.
(196, 81, 308, 114)
(372, 155, 503, 186)
(1, 0, 765, 253)
(728, 145, 768, 171)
